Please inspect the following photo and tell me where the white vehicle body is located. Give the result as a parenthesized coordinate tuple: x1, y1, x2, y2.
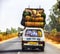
(22, 27, 45, 41)
(22, 27, 45, 51)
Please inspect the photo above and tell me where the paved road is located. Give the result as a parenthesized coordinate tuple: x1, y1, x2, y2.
(0, 37, 60, 54)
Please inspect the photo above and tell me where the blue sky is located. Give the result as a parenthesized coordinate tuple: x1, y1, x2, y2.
(0, 0, 56, 31)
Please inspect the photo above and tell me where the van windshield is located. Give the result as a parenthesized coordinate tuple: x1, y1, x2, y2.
(25, 29, 42, 37)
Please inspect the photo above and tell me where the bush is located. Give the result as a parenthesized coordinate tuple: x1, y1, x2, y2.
(51, 28, 57, 36)
(0, 32, 18, 42)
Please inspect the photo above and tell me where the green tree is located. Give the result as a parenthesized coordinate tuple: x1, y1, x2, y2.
(6, 28, 11, 34)
(49, 0, 60, 31)
(0, 30, 1, 34)
(18, 27, 24, 33)
(18, 27, 21, 33)
(44, 24, 51, 32)
(11, 27, 17, 33)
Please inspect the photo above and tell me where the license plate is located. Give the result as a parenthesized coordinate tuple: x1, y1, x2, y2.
(28, 42, 37, 45)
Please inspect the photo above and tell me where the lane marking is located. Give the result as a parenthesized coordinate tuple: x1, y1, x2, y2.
(17, 52, 21, 54)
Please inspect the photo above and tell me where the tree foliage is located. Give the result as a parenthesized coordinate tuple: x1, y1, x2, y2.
(11, 27, 17, 33)
(49, 0, 60, 32)
(6, 28, 11, 34)
(44, 24, 51, 32)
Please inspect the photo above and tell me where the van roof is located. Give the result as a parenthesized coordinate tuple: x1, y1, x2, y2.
(25, 27, 43, 31)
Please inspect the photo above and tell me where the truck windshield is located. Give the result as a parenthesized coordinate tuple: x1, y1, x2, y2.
(25, 29, 42, 37)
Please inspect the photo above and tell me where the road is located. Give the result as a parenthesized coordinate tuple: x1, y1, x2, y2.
(0, 37, 60, 54)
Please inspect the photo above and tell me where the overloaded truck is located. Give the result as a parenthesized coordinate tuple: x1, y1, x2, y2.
(21, 8, 46, 51)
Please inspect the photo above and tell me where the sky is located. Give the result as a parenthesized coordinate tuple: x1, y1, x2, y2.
(0, 0, 57, 31)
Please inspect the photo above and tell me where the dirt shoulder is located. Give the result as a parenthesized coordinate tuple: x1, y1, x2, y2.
(45, 38, 60, 49)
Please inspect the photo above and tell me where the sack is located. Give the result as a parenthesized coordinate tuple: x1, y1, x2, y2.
(34, 17, 44, 22)
(25, 22, 44, 27)
(25, 16, 31, 21)
(21, 8, 46, 28)
(25, 16, 44, 22)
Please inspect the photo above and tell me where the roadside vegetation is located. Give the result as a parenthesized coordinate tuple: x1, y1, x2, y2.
(0, 27, 18, 42)
(45, 29, 60, 43)
(44, 0, 60, 43)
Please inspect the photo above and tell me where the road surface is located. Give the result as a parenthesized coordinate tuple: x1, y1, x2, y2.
(0, 37, 60, 54)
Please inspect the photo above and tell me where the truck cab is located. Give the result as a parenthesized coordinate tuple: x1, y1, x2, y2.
(22, 27, 45, 51)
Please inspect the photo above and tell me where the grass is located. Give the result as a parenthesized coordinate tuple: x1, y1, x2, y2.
(0, 33, 18, 42)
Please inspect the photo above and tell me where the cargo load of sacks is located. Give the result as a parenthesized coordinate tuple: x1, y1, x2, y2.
(21, 8, 46, 27)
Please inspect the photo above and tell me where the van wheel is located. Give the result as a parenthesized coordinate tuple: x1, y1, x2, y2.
(41, 48, 44, 51)
(22, 46, 27, 51)
(22, 47, 25, 51)
(22, 43, 24, 50)
(22, 45, 25, 51)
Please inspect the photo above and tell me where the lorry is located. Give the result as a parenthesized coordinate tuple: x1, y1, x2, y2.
(21, 8, 46, 51)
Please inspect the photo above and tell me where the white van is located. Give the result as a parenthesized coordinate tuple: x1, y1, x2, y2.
(22, 27, 45, 51)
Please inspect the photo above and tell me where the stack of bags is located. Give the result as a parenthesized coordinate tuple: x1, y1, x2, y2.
(21, 8, 46, 28)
